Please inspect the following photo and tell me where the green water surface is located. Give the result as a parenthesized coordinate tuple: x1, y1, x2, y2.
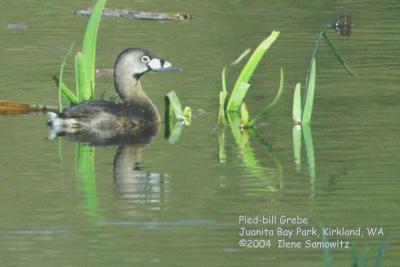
(0, 0, 399, 266)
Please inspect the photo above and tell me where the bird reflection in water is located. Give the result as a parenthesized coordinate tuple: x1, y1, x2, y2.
(49, 120, 169, 207)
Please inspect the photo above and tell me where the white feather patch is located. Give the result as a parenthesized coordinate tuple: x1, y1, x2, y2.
(148, 58, 162, 69)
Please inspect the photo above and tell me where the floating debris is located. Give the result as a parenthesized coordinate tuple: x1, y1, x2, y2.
(7, 23, 28, 30)
(330, 12, 352, 36)
(74, 8, 192, 21)
(0, 101, 57, 115)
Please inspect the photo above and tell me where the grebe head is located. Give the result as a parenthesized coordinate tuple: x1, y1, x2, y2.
(115, 48, 181, 79)
(113, 48, 181, 102)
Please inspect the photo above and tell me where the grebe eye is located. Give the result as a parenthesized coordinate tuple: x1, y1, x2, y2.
(141, 55, 150, 63)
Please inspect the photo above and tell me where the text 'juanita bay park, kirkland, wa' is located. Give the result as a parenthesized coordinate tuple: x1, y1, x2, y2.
(237, 215, 384, 249)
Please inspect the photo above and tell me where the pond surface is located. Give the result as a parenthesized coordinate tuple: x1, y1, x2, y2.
(0, 0, 399, 266)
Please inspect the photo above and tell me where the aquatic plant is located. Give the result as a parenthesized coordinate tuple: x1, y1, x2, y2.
(164, 90, 191, 125)
(218, 31, 283, 128)
(293, 31, 355, 125)
(55, 0, 106, 106)
(164, 91, 191, 143)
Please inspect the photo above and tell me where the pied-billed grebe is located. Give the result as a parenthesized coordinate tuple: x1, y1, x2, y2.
(48, 48, 180, 136)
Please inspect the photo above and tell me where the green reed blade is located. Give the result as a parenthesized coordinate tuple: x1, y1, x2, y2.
(293, 82, 302, 124)
(227, 31, 280, 112)
(221, 48, 251, 93)
(292, 125, 302, 172)
(231, 48, 252, 66)
(82, 0, 106, 98)
(218, 90, 227, 126)
(220, 48, 251, 125)
(322, 32, 356, 76)
(165, 90, 192, 125)
(302, 124, 316, 199)
(52, 76, 78, 105)
(240, 103, 249, 126)
(75, 52, 89, 101)
(227, 81, 250, 112)
(57, 43, 75, 110)
(165, 90, 184, 119)
(248, 67, 284, 126)
(302, 58, 316, 124)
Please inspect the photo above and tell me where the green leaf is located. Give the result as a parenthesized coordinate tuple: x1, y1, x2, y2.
(240, 102, 249, 126)
(57, 43, 75, 110)
(302, 58, 316, 124)
(165, 91, 184, 119)
(52, 76, 78, 105)
(183, 106, 192, 125)
(302, 124, 316, 195)
(227, 31, 280, 112)
(75, 52, 89, 101)
(218, 90, 227, 126)
(165, 90, 192, 125)
(293, 82, 302, 124)
(82, 0, 106, 97)
(322, 32, 356, 76)
(292, 125, 302, 172)
(226, 82, 250, 112)
(248, 67, 284, 125)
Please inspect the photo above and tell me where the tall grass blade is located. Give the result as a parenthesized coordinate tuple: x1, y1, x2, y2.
(218, 90, 227, 126)
(75, 52, 88, 101)
(57, 43, 75, 111)
(221, 48, 251, 93)
(302, 58, 316, 124)
(230, 48, 252, 66)
(248, 67, 284, 126)
(322, 32, 356, 76)
(227, 31, 280, 111)
(303, 124, 316, 199)
(52, 76, 78, 105)
(82, 0, 106, 97)
(220, 48, 251, 125)
(293, 125, 302, 172)
(293, 82, 302, 124)
(227, 82, 250, 112)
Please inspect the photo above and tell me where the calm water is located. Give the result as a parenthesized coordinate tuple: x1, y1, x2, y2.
(0, 0, 399, 266)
